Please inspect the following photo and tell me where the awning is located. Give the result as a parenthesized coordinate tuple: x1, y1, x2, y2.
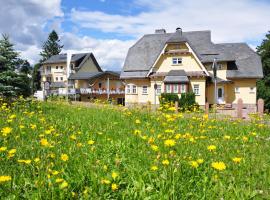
(164, 70, 189, 83)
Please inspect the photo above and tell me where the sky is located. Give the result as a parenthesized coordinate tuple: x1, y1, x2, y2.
(0, 0, 270, 70)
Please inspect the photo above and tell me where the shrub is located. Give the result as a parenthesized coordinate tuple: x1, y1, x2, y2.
(160, 93, 179, 105)
(179, 92, 199, 111)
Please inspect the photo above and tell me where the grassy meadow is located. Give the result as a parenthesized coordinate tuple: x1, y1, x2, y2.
(0, 98, 270, 199)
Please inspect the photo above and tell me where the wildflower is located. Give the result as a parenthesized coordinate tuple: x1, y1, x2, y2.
(197, 159, 204, 164)
(1, 127, 12, 136)
(135, 119, 141, 124)
(8, 149, 16, 158)
(40, 138, 50, 147)
(0, 147, 7, 152)
(88, 140, 95, 145)
(30, 124, 37, 130)
(151, 145, 159, 152)
(55, 178, 64, 183)
(111, 183, 118, 191)
(175, 134, 181, 139)
(59, 181, 68, 189)
(151, 165, 158, 171)
(52, 170, 60, 175)
(224, 135, 231, 140)
(61, 154, 69, 162)
(133, 130, 141, 135)
(162, 159, 170, 165)
(189, 161, 199, 168)
(232, 157, 242, 163)
(34, 158, 40, 163)
(70, 134, 76, 140)
(101, 179, 110, 184)
(207, 145, 217, 151)
(19, 125, 25, 129)
(164, 139, 176, 147)
(103, 165, 108, 171)
(18, 159, 31, 164)
(211, 162, 226, 171)
(0, 175, 11, 183)
(111, 172, 118, 180)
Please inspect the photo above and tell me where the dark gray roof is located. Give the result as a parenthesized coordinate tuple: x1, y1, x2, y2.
(121, 30, 263, 79)
(43, 53, 88, 64)
(164, 70, 189, 83)
(69, 71, 120, 80)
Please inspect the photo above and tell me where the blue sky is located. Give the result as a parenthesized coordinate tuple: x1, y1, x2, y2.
(0, 0, 270, 70)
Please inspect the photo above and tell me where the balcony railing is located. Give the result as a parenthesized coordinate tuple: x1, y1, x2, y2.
(57, 88, 125, 95)
(40, 71, 52, 76)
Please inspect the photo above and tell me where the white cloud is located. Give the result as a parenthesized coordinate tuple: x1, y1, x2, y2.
(61, 33, 135, 70)
(71, 0, 270, 43)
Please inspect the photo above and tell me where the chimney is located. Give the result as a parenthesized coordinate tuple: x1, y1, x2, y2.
(155, 29, 166, 34)
(176, 27, 182, 35)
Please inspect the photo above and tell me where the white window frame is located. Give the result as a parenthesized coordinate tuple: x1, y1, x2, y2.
(132, 85, 137, 94)
(172, 57, 182, 65)
(126, 85, 131, 94)
(142, 85, 148, 94)
(235, 87, 240, 93)
(250, 87, 255, 93)
(55, 77, 59, 81)
(181, 84, 186, 93)
(60, 77, 63, 81)
(193, 84, 200, 95)
(166, 84, 171, 93)
(173, 84, 178, 93)
(156, 85, 161, 95)
(126, 84, 137, 94)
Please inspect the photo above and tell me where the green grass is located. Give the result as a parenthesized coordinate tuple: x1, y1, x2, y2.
(0, 99, 270, 199)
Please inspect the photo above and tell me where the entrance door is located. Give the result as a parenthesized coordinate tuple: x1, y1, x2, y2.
(217, 86, 224, 104)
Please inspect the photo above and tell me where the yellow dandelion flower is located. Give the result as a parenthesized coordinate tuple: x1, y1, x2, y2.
(0, 175, 11, 183)
(59, 181, 68, 189)
(1, 127, 12, 136)
(61, 154, 69, 162)
(52, 170, 60, 175)
(88, 140, 95, 145)
(19, 125, 25, 129)
(40, 138, 49, 147)
(111, 172, 118, 180)
(17, 159, 31, 164)
(34, 158, 40, 163)
(175, 134, 182, 139)
(135, 119, 141, 124)
(189, 161, 199, 168)
(223, 135, 231, 140)
(164, 139, 176, 147)
(232, 157, 242, 163)
(101, 179, 110, 184)
(151, 165, 158, 171)
(162, 159, 170, 165)
(0, 147, 7, 152)
(151, 145, 159, 152)
(111, 183, 118, 191)
(207, 145, 216, 151)
(8, 148, 16, 155)
(70, 134, 76, 140)
(211, 162, 226, 171)
(55, 178, 64, 183)
(30, 124, 37, 130)
(197, 159, 204, 164)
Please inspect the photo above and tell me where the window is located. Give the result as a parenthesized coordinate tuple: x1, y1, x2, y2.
(55, 77, 58, 81)
(217, 64, 223, 70)
(98, 83, 102, 89)
(60, 77, 63, 81)
(126, 85, 131, 94)
(56, 66, 58, 69)
(250, 87, 255, 93)
(156, 85, 161, 95)
(60, 66, 63, 69)
(46, 77, 51, 82)
(142, 86, 148, 94)
(132, 85, 137, 94)
(193, 84, 200, 95)
(173, 84, 178, 93)
(181, 84, 186, 93)
(166, 84, 171, 93)
(235, 87, 239, 93)
(172, 57, 182, 65)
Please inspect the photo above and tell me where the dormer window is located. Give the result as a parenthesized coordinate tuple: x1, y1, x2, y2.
(172, 57, 182, 65)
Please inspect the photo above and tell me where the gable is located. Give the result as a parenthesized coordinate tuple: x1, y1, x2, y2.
(76, 54, 102, 73)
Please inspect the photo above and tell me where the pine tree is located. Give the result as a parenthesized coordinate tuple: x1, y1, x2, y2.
(40, 30, 63, 62)
(0, 34, 31, 99)
(257, 31, 270, 110)
(32, 63, 41, 92)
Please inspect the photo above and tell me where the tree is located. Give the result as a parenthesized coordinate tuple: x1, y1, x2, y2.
(257, 31, 270, 110)
(32, 63, 41, 92)
(0, 34, 31, 99)
(40, 30, 63, 62)
(19, 60, 32, 74)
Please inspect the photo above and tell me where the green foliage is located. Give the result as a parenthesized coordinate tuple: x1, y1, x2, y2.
(40, 30, 63, 63)
(0, 35, 31, 99)
(159, 93, 179, 105)
(257, 31, 270, 110)
(179, 92, 199, 111)
(32, 63, 41, 92)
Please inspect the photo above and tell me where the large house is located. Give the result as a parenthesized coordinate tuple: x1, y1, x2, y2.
(41, 53, 125, 103)
(120, 28, 263, 110)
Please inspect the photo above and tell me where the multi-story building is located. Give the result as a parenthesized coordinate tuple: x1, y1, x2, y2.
(120, 28, 263, 110)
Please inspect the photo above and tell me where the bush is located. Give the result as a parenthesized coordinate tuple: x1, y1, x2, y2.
(160, 93, 179, 105)
(179, 92, 199, 111)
